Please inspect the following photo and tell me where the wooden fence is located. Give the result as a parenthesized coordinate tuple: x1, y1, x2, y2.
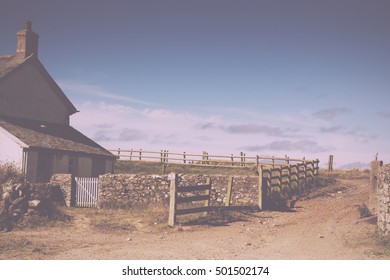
(168, 173, 211, 226)
(258, 160, 319, 208)
(167, 159, 319, 225)
(110, 148, 311, 168)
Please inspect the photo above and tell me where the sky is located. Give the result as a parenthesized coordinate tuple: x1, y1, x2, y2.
(1, 0, 389, 169)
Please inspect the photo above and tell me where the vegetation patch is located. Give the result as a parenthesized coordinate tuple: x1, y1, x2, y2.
(178, 207, 257, 226)
(87, 204, 169, 232)
(114, 161, 257, 176)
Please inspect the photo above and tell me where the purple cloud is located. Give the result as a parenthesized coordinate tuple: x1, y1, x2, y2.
(312, 107, 352, 120)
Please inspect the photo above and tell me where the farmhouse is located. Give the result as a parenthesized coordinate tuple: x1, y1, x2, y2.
(0, 21, 115, 182)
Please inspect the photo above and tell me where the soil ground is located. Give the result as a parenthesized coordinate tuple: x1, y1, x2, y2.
(1, 173, 389, 260)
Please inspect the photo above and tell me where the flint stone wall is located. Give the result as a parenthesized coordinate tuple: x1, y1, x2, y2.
(98, 174, 260, 208)
(0, 181, 66, 231)
(50, 174, 73, 207)
(376, 163, 390, 236)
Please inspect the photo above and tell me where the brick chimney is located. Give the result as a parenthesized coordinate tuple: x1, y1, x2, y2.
(16, 20, 39, 59)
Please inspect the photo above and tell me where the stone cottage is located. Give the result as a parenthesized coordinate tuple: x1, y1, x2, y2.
(0, 21, 115, 182)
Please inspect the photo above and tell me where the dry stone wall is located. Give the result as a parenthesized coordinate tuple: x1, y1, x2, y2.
(50, 174, 73, 207)
(376, 162, 390, 236)
(0, 181, 66, 231)
(98, 174, 260, 209)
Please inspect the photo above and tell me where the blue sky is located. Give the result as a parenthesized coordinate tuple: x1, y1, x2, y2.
(1, 0, 389, 168)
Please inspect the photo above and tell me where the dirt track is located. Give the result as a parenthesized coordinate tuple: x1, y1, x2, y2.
(1, 176, 389, 260)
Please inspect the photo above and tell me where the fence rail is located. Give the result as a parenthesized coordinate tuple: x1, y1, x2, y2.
(110, 148, 312, 168)
(259, 160, 319, 202)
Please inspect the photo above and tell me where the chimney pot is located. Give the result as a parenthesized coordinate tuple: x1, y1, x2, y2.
(25, 20, 32, 31)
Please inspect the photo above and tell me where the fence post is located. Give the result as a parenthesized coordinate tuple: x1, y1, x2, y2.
(130, 149, 133, 161)
(278, 166, 282, 189)
(258, 165, 263, 210)
(231, 154, 234, 166)
(328, 155, 334, 172)
(183, 152, 186, 164)
(285, 155, 289, 165)
(204, 177, 211, 216)
(256, 155, 260, 169)
(287, 164, 291, 187)
(117, 148, 121, 159)
(225, 176, 233, 207)
(314, 159, 319, 179)
(168, 173, 178, 226)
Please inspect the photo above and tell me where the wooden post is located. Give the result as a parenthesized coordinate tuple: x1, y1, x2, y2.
(231, 154, 234, 166)
(161, 163, 166, 175)
(117, 148, 121, 159)
(285, 155, 289, 165)
(130, 149, 133, 161)
(160, 150, 164, 163)
(183, 152, 186, 164)
(240, 152, 244, 167)
(204, 177, 211, 216)
(272, 156, 275, 168)
(263, 167, 271, 209)
(315, 159, 319, 177)
(168, 173, 178, 226)
(293, 164, 298, 191)
(225, 176, 233, 207)
(287, 164, 291, 186)
(310, 161, 314, 179)
(258, 165, 263, 210)
(138, 149, 142, 161)
(277, 166, 282, 189)
(256, 155, 260, 169)
(328, 155, 334, 172)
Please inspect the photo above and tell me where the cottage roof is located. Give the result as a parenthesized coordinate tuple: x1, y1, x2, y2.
(0, 115, 115, 158)
(0, 55, 25, 78)
(0, 54, 78, 116)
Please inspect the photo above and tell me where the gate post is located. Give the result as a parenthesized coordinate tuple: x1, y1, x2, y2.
(168, 173, 178, 226)
(258, 165, 263, 210)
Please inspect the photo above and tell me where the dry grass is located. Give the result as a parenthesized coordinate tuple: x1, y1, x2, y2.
(75, 203, 170, 232)
(114, 160, 257, 176)
(323, 169, 370, 180)
(0, 236, 52, 259)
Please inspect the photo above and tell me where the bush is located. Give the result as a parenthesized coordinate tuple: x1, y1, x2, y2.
(0, 162, 24, 199)
(0, 162, 24, 184)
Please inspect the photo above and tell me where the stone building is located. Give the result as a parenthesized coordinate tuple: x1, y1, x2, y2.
(0, 21, 115, 182)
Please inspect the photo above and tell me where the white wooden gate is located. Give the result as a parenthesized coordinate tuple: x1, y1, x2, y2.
(75, 177, 99, 208)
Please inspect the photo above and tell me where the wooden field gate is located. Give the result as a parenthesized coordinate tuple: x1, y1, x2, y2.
(168, 173, 211, 226)
(75, 177, 99, 208)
